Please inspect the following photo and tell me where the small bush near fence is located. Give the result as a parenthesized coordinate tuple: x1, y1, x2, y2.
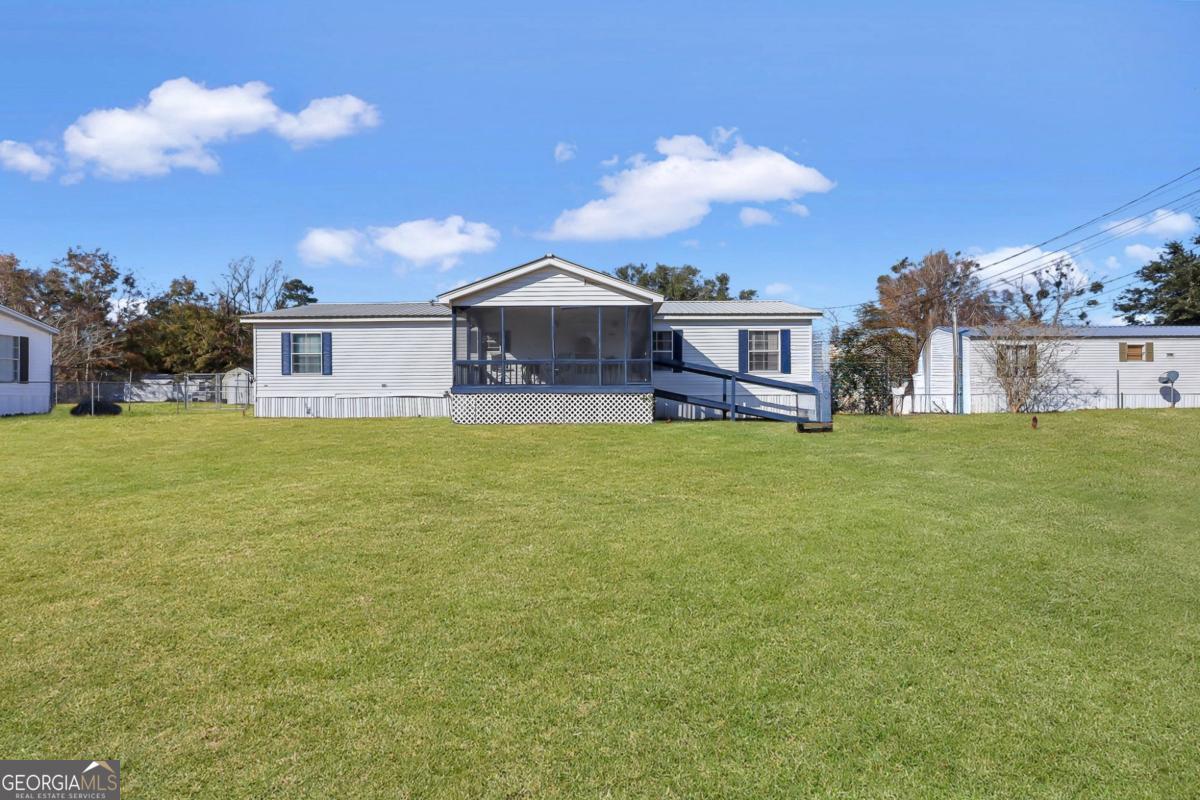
(69, 399, 123, 416)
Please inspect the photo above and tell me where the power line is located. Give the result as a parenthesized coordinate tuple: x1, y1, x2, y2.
(972, 190, 1200, 290)
(820, 165, 1200, 313)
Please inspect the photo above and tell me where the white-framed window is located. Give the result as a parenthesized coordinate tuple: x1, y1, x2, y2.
(291, 333, 323, 374)
(652, 330, 673, 355)
(748, 330, 780, 372)
(0, 336, 17, 383)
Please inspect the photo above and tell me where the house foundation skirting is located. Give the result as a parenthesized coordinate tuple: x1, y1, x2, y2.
(255, 395, 450, 418)
(450, 391, 654, 424)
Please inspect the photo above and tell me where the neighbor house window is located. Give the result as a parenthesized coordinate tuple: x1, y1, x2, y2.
(652, 330, 673, 355)
(747, 330, 780, 372)
(997, 344, 1037, 379)
(1124, 343, 1144, 361)
(291, 333, 323, 374)
(0, 336, 17, 383)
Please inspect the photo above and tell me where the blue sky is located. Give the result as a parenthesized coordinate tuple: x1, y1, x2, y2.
(2, 1, 1198, 317)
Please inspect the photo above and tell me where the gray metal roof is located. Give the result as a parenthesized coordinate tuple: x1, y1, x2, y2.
(658, 300, 821, 316)
(244, 299, 822, 319)
(243, 302, 450, 320)
(940, 324, 1200, 338)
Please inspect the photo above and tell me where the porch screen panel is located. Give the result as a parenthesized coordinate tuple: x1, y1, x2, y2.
(626, 306, 651, 384)
(555, 306, 599, 385)
(504, 307, 552, 385)
(601, 307, 627, 386)
(463, 307, 503, 385)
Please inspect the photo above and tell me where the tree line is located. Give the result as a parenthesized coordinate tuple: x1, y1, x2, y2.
(0, 249, 316, 381)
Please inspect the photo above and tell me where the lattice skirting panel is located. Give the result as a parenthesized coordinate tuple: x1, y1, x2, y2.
(451, 392, 654, 424)
(255, 395, 450, 419)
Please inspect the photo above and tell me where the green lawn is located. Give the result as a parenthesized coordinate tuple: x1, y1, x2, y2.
(2, 407, 1198, 798)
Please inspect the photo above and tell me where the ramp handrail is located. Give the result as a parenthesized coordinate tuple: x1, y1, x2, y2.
(652, 356, 824, 425)
(651, 357, 819, 395)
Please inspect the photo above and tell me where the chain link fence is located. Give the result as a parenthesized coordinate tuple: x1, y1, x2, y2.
(39, 371, 255, 413)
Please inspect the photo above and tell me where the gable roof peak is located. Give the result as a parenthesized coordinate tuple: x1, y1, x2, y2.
(436, 255, 664, 304)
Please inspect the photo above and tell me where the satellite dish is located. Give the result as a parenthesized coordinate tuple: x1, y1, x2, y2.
(1159, 370, 1180, 384)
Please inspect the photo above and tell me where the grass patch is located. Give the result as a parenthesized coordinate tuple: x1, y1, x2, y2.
(2, 406, 1198, 798)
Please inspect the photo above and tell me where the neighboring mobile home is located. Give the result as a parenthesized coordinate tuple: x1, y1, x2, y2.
(906, 324, 1200, 413)
(0, 303, 57, 416)
(242, 255, 831, 424)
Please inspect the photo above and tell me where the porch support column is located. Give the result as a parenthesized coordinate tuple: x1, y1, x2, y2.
(451, 307, 457, 386)
(550, 306, 557, 386)
(597, 307, 602, 386)
(499, 306, 506, 385)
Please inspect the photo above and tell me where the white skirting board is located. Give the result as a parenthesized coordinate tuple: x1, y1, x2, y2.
(254, 395, 450, 418)
(450, 392, 654, 424)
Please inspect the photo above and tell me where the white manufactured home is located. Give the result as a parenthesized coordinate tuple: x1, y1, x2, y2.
(243, 255, 831, 425)
(906, 324, 1200, 413)
(0, 303, 57, 416)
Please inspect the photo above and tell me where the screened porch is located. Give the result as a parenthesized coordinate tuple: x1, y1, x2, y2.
(452, 306, 652, 387)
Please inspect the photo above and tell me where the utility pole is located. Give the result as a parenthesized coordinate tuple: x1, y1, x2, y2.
(950, 303, 960, 415)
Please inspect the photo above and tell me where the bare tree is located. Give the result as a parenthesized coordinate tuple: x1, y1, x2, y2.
(994, 257, 1102, 326)
(214, 257, 287, 315)
(975, 322, 1093, 412)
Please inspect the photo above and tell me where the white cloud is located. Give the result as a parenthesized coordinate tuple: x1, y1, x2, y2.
(0, 140, 54, 179)
(298, 227, 367, 266)
(1106, 208, 1196, 238)
(599, 154, 619, 167)
(739, 207, 776, 227)
(1124, 243, 1161, 264)
(553, 141, 576, 163)
(543, 133, 833, 240)
(369, 215, 500, 270)
(62, 77, 378, 179)
(297, 215, 499, 270)
(785, 202, 810, 217)
(764, 282, 794, 297)
(274, 95, 380, 147)
(1103, 255, 1121, 271)
(681, 238, 700, 248)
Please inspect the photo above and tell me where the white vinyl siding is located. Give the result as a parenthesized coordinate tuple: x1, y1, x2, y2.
(0, 311, 53, 416)
(964, 334, 1200, 412)
(254, 320, 453, 408)
(910, 329, 956, 413)
(456, 267, 654, 307)
(652, 318, 816, 418)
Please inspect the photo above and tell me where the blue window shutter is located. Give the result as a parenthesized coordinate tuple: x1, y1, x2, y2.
(321, 331, 332, 375)
(281, 332, 292, 375)
(671, 330, 683, 373)
(18, 336, 29, 383)
(780, 329, 791, 374)
(738, 329, 749, 373)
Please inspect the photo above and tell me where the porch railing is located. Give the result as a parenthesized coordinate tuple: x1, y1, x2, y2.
(453, 359, 652, 387)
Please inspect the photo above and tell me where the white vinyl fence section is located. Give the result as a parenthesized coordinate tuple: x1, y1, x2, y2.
(900, 391, 1200, 414)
